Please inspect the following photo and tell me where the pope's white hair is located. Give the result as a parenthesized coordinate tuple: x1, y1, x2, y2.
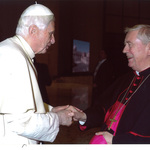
(16, 15, 54, 36)
(15, 4, 54, 36)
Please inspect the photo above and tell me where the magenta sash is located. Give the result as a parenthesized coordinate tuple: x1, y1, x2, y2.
(90, 101, 126, 144)
(90, 135, 107, 144)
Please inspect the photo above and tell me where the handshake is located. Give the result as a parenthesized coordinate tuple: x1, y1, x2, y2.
(51, 105, 87, 126)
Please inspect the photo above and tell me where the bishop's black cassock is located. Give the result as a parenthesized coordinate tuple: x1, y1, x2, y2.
(81, 67, 150, 144)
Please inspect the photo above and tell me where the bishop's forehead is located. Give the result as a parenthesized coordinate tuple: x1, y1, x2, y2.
(21, 3, 54, 17)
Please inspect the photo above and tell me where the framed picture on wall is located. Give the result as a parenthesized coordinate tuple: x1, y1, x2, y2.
(72, 39, 90, 74)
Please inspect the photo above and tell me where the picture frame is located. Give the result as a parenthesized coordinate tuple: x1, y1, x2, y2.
(72, 39, 90, 74)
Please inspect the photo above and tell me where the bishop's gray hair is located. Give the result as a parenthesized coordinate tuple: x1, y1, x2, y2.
(16, 15, 54, 36)
(125, 24, 150, 45)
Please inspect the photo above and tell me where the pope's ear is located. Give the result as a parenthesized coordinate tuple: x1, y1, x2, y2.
(28, 25, 38, 36)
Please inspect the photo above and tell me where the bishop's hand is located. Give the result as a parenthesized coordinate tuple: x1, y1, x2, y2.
(95, 131, 113, 144)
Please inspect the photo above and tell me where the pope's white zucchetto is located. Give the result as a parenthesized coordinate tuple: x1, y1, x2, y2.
(21, 3, 54, 17)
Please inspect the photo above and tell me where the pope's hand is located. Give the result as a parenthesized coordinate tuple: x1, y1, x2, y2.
(66, 105, 87, 122)
(56, 108, 74, 126)
(52, 105, 74, 126)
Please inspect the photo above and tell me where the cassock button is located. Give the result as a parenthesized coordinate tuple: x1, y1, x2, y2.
(133, 83, 137, 86)
(129, 90, 133, 93)
(136, 77, 141, 80)
(125, 98, 128, 100)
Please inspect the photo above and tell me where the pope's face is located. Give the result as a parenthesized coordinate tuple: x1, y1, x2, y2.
(123, 30, 149, 72)
(35, 21, 55, 54)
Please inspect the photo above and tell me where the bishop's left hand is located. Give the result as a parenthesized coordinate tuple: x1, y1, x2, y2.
(95, 131, 113, 144)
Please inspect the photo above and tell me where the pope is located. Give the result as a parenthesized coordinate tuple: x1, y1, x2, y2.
(0, 3, 74, 146)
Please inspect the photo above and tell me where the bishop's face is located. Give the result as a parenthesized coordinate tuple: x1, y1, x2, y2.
(123, 30, 149, 72)
(34, 21, 55, 54)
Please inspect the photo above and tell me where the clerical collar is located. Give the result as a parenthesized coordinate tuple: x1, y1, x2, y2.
(138, 67, 150, 77)
(14, 35, 35, 59)
(135, 71, 140, 76)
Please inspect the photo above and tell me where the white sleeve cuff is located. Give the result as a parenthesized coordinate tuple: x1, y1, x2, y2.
(44, 103, 53, 112)
(79, 120, 85, 125)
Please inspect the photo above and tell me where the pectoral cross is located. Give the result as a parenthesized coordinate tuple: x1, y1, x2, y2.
(108, 118, 117, 130)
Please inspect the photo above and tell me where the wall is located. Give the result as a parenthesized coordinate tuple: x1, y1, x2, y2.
(58, 0, 150, 78)
(103, 0, 150, 76)
(1, 0, 150, 78)
(58, 0, 104, 76)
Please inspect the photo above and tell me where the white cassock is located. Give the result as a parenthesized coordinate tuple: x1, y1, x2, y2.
(0, 35, 59, 146)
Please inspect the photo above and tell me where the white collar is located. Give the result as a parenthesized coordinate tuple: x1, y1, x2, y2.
(136, 71, 140, 76)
